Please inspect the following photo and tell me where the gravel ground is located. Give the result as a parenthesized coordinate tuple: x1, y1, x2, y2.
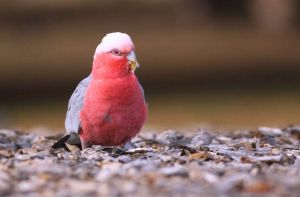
(0, 126, 300, 197)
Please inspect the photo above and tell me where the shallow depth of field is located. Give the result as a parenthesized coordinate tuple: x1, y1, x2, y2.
(1, 1, 300, 197)
(1, 0, 300, 132)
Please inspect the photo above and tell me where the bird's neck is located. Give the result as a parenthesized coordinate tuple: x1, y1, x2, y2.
(92, 53, 131, 79)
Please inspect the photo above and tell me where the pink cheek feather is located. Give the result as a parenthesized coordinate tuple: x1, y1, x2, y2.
(92, 53, 130, 79)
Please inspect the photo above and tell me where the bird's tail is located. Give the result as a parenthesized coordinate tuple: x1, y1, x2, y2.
(51, 134, 71, 149)
(52, 133, 82, 150)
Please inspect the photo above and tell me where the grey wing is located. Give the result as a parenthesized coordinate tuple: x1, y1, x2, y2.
(138, 83, 145, 100)
(65, 75, 91, 134)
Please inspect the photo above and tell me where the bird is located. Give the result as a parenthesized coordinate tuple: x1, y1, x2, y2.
(52, 32, 147, 150)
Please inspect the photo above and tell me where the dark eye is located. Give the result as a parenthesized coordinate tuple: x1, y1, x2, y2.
(111, 49, 122, 56)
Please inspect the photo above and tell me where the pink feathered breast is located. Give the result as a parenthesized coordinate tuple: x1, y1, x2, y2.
(79, 74, 147, 146)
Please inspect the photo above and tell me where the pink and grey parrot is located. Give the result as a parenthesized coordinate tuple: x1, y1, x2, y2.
(52, 32, 147, 149)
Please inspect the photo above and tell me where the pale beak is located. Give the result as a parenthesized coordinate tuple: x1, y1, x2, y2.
(127, 51, 140, 73)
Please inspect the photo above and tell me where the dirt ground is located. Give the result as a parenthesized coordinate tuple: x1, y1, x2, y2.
(0, 126, 300, 197)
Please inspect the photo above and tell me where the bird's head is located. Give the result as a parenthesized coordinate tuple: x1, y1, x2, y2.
(92, 32, 139, 78)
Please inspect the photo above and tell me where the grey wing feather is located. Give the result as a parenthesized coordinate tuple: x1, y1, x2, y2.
(65, 75, 91, 134)
(138, 82, 145, 99)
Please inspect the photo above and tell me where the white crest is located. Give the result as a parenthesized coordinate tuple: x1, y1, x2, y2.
(95, 32, 134, 55)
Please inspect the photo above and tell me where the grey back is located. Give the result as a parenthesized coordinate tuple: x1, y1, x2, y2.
(65, 75, 91, 134)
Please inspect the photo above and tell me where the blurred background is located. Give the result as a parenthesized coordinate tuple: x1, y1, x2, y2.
(0, 0, 300, 132)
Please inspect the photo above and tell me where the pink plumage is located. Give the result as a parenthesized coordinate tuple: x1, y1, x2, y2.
(52, 32, 147, 149)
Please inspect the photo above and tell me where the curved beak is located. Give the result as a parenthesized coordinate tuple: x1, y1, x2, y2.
(127, 51, 140, 73)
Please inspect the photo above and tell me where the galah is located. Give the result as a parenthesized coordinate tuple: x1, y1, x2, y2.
(52, 32, 147, 149)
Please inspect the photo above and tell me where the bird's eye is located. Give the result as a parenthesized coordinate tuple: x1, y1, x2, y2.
(111, 49, 122, 56)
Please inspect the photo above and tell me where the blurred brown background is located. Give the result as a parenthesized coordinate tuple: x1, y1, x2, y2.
(0, 0, 300, 131)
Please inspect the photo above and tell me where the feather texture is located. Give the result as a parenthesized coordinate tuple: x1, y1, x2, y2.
(65, 75, 91, 134)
